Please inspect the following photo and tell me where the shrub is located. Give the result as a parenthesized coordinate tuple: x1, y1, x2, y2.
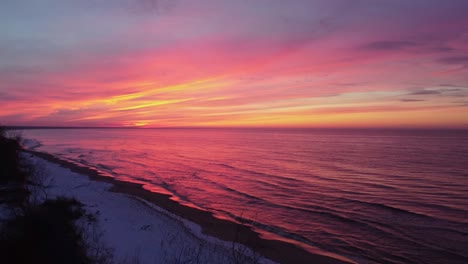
(0, 197, 94, 264)
(0, 127, 31, 183)
(0, 126, 31, 205)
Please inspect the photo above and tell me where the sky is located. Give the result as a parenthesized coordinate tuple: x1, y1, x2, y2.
(1, 0, 468, 128)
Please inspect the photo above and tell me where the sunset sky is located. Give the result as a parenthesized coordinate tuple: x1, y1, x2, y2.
(1, 0, 468, 128)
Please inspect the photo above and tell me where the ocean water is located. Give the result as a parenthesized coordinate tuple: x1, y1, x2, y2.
(21, 128, 468, 264)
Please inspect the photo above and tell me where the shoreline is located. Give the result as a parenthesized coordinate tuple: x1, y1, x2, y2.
(25, 149, 352, 264)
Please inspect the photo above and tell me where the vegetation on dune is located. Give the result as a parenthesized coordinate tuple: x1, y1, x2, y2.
(0, 126, 112, 264)
(0, 197, 102, 264)
(0, 126, 30, 205)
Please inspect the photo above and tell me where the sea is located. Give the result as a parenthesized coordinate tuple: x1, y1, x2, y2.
(19, 128, 468, 264)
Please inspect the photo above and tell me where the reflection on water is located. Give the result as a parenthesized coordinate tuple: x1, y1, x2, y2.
(22, 128, 468, 264)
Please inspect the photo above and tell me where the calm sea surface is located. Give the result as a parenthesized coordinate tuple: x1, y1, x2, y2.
(21, 128, 468, 264)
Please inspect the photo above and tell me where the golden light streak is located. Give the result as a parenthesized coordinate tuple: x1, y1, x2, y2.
(116, 99, 192, 111)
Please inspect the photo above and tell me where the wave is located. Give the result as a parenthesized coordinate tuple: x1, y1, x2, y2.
(21, 129, 468, 264)
(22, 138, 42, 150)
(215, 162, 307, 185)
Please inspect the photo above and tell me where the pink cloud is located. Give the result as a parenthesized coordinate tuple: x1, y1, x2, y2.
(1, 0, 468, 128)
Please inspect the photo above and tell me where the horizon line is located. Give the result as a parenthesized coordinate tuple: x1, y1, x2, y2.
(4, 125, 468, 131)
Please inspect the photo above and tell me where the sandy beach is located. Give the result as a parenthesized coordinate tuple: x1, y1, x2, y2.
(24, 149, 352, 264)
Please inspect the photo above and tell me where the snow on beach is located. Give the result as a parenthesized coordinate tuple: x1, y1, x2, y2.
(25, 153, 274, 264)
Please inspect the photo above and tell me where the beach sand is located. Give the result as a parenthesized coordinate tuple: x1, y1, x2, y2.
(25, 149, 353, 264)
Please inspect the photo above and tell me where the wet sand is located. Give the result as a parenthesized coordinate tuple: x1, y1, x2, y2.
(25, 149, 352, 264)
